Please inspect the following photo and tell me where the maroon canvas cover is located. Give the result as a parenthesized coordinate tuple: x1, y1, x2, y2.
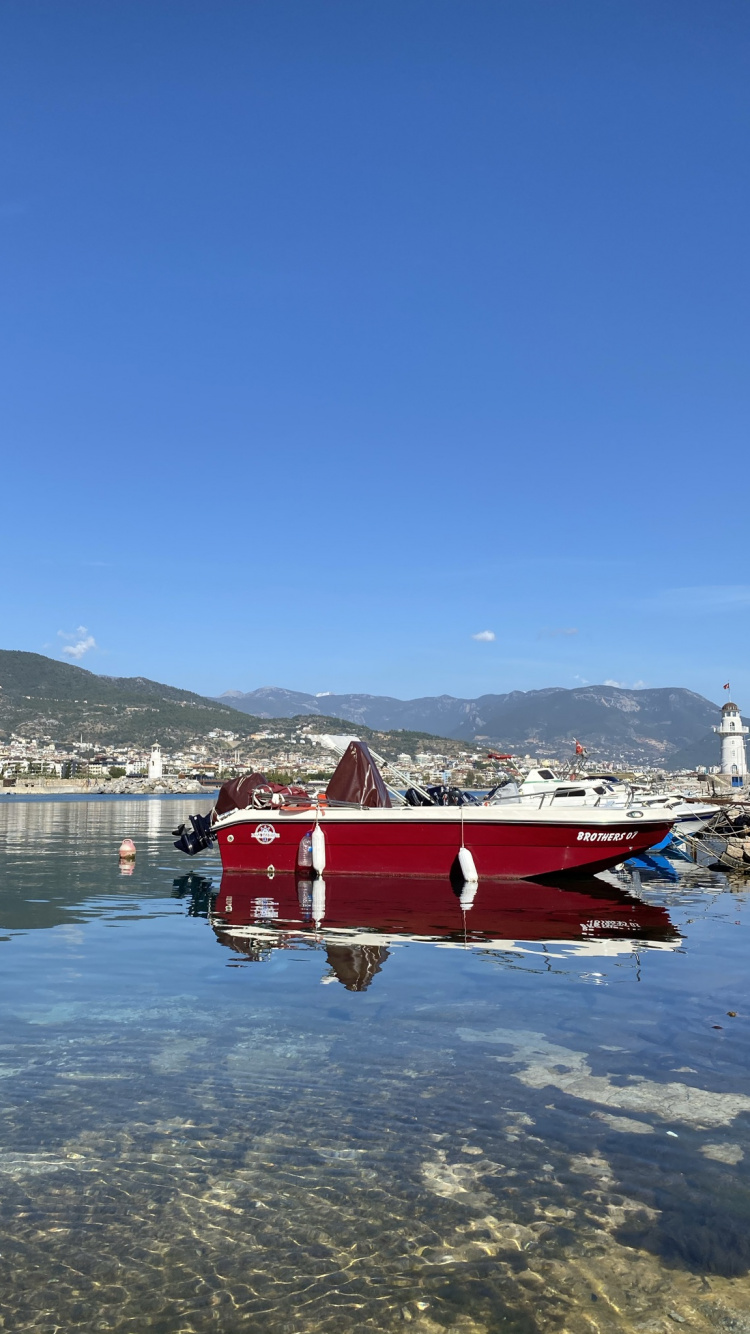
(215, 773, 310, 816)
(215, 772, 269, 817)
(326, 741, 392, 808)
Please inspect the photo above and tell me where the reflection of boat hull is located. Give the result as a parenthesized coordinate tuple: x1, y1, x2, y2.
(214, 807, 673, 880)
(213, 871, 678, 948)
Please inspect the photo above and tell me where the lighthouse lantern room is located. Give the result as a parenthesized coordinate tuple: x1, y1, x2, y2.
(713, 698, 748, 786)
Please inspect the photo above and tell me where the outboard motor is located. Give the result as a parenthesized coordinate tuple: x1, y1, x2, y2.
(173, 812, 215, 857)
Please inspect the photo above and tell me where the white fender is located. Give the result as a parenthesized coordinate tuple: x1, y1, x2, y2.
(312, 877, 326, 927)
(459, 881, 478, 911)
(311, 824, 327, 875)
(457, 846, 478, 885)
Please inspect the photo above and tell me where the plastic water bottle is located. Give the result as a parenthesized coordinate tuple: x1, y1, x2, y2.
(297, 831, 313, 869)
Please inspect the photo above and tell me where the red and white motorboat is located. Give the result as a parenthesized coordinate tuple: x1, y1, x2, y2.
(176, 741, 675, 881)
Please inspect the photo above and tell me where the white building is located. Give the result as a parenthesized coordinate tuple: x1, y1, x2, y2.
(713, 701, 748, 783)
(148, 743, 163, 781)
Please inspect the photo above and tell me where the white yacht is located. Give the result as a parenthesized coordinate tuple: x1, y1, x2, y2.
(487, 768, 718, 836)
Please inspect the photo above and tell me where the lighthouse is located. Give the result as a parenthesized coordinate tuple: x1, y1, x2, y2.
(148, 743, 163, 781)
(713, 700, 748, 786)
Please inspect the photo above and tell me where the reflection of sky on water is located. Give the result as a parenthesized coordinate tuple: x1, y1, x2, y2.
(2, 799, 750, 1332)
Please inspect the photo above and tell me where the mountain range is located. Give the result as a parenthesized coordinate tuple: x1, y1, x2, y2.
(0, 650, 739, 769)
(215, 684, 736, 768)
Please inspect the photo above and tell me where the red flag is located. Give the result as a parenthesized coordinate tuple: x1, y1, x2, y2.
(724, 683, 731, 691)
(575, 740, 585, 755)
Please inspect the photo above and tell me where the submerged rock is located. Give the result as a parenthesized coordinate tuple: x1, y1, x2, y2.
(458, 1028, 750, 1128)
(701, 1143, 744, 1165)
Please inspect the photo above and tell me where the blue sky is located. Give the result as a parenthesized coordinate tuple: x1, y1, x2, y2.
(2, 0, 749, 704)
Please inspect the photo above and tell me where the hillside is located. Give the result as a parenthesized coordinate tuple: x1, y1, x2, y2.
(216, 683, 736, 768)
(0, 651, 262, 749)
(0, 652, 469, 761)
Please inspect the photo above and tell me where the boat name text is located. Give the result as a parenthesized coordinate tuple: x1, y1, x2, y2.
(577, 830, 637, 843)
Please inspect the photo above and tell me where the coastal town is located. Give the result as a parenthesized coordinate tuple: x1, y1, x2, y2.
(0, 726, 514, 792)
(0, 719, 734, 796)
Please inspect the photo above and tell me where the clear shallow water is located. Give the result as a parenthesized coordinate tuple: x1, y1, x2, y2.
(2, 801, 750, 1333)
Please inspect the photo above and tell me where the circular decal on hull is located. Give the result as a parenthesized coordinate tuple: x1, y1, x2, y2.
(252, 823, 280, 845)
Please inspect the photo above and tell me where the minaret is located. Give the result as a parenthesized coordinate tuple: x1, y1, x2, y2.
(713, 700, 748, 784)
(148, 742, 163, 781)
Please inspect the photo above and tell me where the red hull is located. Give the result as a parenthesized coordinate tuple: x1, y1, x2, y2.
(214, 810, 672, 880)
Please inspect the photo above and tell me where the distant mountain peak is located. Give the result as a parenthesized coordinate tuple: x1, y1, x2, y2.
(211, 682, 729, 767)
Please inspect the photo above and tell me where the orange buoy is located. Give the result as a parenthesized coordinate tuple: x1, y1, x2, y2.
(118, 838, 136, 861)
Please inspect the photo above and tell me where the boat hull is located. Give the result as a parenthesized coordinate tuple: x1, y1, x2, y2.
(214, 808, 673, 880)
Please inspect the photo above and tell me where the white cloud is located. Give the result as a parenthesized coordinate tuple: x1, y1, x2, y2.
(472, 630, 496, 642)
(58, 626, 97, 660)
(604, 679, 625, 688)
(604, 678, 647, 690)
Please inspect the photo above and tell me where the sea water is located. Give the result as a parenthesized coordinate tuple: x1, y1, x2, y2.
(1, 798, 750, 1333)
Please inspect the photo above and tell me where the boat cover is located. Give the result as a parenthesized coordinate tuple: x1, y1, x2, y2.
(215, 772, 309, 816)
(326, 741, 392, 808)
(215, 773, 270, 816)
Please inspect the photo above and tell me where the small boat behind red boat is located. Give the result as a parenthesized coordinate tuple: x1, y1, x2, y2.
(175, 741, 674, 881)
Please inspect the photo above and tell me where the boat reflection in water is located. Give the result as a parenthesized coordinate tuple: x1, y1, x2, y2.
(210, 872, 681, 990)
